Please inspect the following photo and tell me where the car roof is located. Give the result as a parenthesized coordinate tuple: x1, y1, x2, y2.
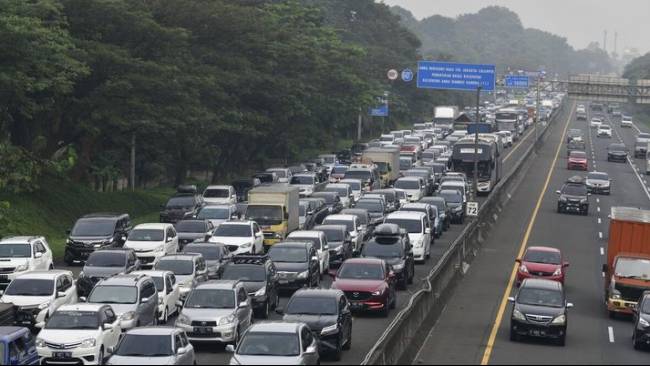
(272, 242, 312, 249)
(314, 225, 347, 232)
(401, 203, 431, 210)
(205, 185, 233, 190)
(126, 327, 178, 336)
(526, 246, 561, 254)
(98, 274, 151, 286)
(324, 215, 356, 221)
(160, 254, 201, 261)
(340, 179, 362, 184)
(133, 223, 169, 230)
(248, 322, 302, 334)
(0, 236, 42, 244)
(57, 303, 107, 313)
(386, 211, 426, 220)
(343, 258, 385, 266)
(288, 231, 323, 238)
(521, 278, 563, 291)
(326, 184, 350, 189)
(292, 288, 343, 299)
(195, 280, 239, 290)
(218, 221, 252, 226)
(132, 270, 172, 278)
(15, 270, 72, 280)
(81, 213, 127, 219)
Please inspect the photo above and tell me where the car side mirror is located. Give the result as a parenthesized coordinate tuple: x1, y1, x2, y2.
(103, 323, 114, 330)
(566, 303, 574, 309)
(275, 307, 284, 315)
(34, 252, 43, 259)
(305, 345, 318, 355)
(239, 301, 249, 308)
(35, 322, 45, 329)
(121, 236, 127, 242)
(225, 345, 236, 353)
(176, 300, 184, 308)
(508, 297, 515, 303)
(79, 297, 87, 302)
(425, 228, 431, 234)
(141, 297, 149, 304)
(177, 347, 187, 355)
(602, 264, 609, 273)
(555, 190, 561, 195)
(57, 291, 66, 298)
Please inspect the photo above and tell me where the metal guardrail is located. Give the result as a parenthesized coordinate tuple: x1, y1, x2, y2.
(361, 101, 568, 365)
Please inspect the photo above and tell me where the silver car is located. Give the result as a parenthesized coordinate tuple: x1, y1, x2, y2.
(227, 322, 319, 365)
(176, 280, 253, 346)
(106, 327, 195, 365)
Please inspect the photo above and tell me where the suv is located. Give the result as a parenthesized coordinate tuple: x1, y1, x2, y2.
(107, 327, 195, 365)
(155, 254, 208, 301)
(0, 327, 38, 365)
(124, 223, 178, 268)
(313, 225, 353, 272)
(160, 186, 204, 224)
(607, 143, 628, 163)
(300, 198, 330, 230)
(362, 224, 414, 290)
(132, 270, 181, 324)
(331, 258, 396, 317)
(384, 212, 431, 263)
(182, 243, 231, 280)
(0, 236, 54, 290)
(633, 292, 650, 350)
(202, 185, 237, 205)
(556, 176, 590, 215)
(291, 173, 321, 198)
(64, 213, 132, 265)
(286, 231, 330, 276)
(77, 248, 141, 298)
(420, 196, 450, 231)
(87, 274, 159, 330)
(221, 256, 279, 319)
(268, 242, 320, 290)
(174, 220, 214, 248)
(176, 280, 253, 347)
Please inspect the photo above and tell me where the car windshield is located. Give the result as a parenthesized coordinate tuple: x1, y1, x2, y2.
(176, 221, 207, 233)
(363, 241, 403, 259)
(183, 246, 222, 261)
(45, 311, 99, 330)
(204, 189, 230, 198)
(238, 333, 300, 357)
(323, 219, 353, 232)
(156, 259, 194, 275)
(431, 165, 445, 173)
(291, 176, 315, 185)
(287, 297, 338, 316)
(609, 144, 626, 152)
(395, 180, 421, 190)
(222, 265, 266, 282)
(615, 258, 650, 280)
(401, 160, 413, 170)
(600, 125, 611, 130)
(89, 286, 137, 304)
(332, 167, 348, 175)
(338, 263, 384, 280)
(86, 252, 125, 268)
(213, 224, 251, 237)
(0, 244, 31, 258)
(245, 206, 282, 225)
(71, 219, 115, 237)
(562, 184, 587, 196)
(325, 187, 348, 197)
(343, 181, 361, 190)
(517, 288, 564, 308)
(185, 289, 235, 309)
(524, 250, 561, 265)
(587, 173, 609, 181)
(355, 201, 383, 212)
(385, 218, 422, 233)
(344, 171, 371, 181)
(5, 279, 53, 296)
(115, 334, 173, 357)
(269, 247, 307, 263)
(197, 207, 230, 220)
(128, 229, 164, 242)
(166, 196, 195, 208)
(570, 152, 586, 159)
(319, 228, 345, 243)
(313, 194, 336, 205)
(439, 191, 462, 203)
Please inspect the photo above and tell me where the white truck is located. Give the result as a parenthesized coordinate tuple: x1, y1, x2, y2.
(362, 147, 401, 187)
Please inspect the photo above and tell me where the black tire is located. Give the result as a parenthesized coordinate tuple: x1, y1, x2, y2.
(390, 291, 397, 309)
(162, 307, 169, 324)
(398, 276, 408, 290)
(633, 333, 643, 350)
(260, 301, 270, 319)
(379, 305, 390, 318)
(332, 335, 343, 361)
(343, 326, 352, 350)
(98, 348, 104, 365)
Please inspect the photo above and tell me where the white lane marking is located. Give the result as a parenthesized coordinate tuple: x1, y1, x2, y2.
(597, 207, 601, 213)
(599, 232, 603, 239)
(598, 218, 602, 224)
(611, 119, 650, 202)
(600, 247, 605, 256)
(608, 327, 615, 343)
(596, 198, 600, 203)
(602, 272, 606, 278)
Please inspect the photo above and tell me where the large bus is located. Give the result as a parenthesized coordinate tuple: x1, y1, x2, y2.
(451, 139, 503, 195)
(495, 109, 521, 141)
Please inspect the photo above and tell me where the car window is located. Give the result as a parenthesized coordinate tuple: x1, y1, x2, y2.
(175, 335, 183, 352)
(61, 276, 73, 291)
(180, 333, 189, 347)
(105, 308, 117, 323)
(56, 277, 65, 292)
(301, 327, 313, 352)
(141, 282, 156, 300)
(237, 288, 248, 304)
(165, 275, 173, 292)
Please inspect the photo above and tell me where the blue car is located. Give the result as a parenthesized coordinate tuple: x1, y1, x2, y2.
(0, 327, 38, 365)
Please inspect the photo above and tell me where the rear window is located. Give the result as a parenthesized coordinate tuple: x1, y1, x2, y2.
(175, 221, 207, 233)
(204, 189, 230, 198)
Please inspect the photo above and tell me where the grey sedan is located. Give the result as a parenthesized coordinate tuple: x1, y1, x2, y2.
(106, 327, 195, 365)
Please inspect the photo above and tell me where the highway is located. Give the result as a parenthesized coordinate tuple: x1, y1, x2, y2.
(414, 102, 650, 365)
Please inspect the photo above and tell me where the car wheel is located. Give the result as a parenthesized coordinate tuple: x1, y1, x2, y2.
(163, 307, 169, 324)
(98, 348, 104, 365)
(398, 276, 408, 290)
(510, 330, 519, 342)
(260, 301, 270, 319)
(343, 326, 352, 350)
(49, 264, 54, 270)
(633, 333, 643, 350)
(332, 335, 343, 361)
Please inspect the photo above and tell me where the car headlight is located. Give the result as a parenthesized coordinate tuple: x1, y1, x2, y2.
(321, 324, 339, 336)
(272, 233, 283, 240)
(15, 264, 29, 272)
(254, 287, 266, 297)
(38, 302, 50, 310)
(551, 315, 566, 325)
(80, 338, 97, 348)
(241, 242, 252, 249)
(35, 338, 46, 348)
(513, 309, 526, 321)
(121, 311, 136, 321)
(453, 206, 463, 212)
(66, 239, 72, 245)
(580, 199, 588, 204)
(297, 271, 309, 279)
(218, 315, 235, 326)
(372, 288, 385, 296)
(334, 245, 344, 254)
(415, 239, 424, 248)
(559, 197, 568, 203)
(611, 290, 622, 300)
(553, 268, 562, 277)
(519, 265, 529, 274)
(639, 318, 650, 328)
(179, 285, 192, 294)
(176, 314, 190, 326)
(392, 264, 404, 271)
(155, 245, 165, 253)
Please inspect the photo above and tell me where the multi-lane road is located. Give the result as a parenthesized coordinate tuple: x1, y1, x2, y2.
(415, 102, 650, 365)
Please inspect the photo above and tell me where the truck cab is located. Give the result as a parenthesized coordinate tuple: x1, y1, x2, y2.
(245, 186, 300, 250)
(0, 327, 38, 365)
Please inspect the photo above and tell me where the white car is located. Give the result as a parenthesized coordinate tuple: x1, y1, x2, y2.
(322, 215, 363, 254)
(290, 173, 319, 197)
(339, 179, 363, 202)
(1, 270, 77, 326)
(155, 254, 208, 301)
(496, 131, 513, 147)
(35, 304, 122, 365)
(590, 118, 603, 129)
(203, 185, 237, 205)
(124, 224, 179, 269)
(132, 270, 181, 324)
(621, 116, 634, 128)
(209, 221, 264, 255)
(0, 236, 54, 290)
(266, 168, 292, 184)
(597, 125, 613, 138)
(286, 231, 330, 275)
(394, 177, 426, 202)
(324, 183, 354, 208)
(385, 211, 432, 262)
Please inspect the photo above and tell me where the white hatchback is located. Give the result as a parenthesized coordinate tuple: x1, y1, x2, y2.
(384, 211, 432, 262)
(209, 221, 264, 255)
(203, 185, 237, 205)
(132, 270, 181, 324)
(124, 224, 179, 269)
(394, 177, 426, 202)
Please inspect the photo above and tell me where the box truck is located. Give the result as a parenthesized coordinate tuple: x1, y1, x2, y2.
(362, 147, 401, 187)
(246, 185, 299, 250)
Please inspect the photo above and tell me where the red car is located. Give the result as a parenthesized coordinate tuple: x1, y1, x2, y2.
(516, 246, 569, 286)
(330, 258, 397, 317)
(567, 151, 588, 171)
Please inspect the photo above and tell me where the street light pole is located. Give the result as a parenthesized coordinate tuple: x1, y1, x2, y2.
(474, 86, 482, 197)
(535, 75, 541, 145)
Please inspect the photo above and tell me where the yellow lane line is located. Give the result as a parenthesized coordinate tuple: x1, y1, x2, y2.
(503, 127, 535, 163)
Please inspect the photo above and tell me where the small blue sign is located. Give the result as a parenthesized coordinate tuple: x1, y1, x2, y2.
(417, 61, 496, 91)
(505, 75, 530, 89)
(402, 69, 414, 82)
(369, 105, 388, 117)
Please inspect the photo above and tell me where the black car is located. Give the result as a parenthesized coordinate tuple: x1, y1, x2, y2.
(509, 278, 573, 346)
(420, 196, 451, 231)
(438, 190, 465, 224)
(182, 242, 231, 280)
(76, 248, 140, 298)
(633, 291, 650, 350)
(220, 255, 279, 319)
(159, 186, 204, 224)
(556, 176, 590, 215)
(64, 213, 132, 265)
(607, 143, 628, 163)
(372, 189, 400, 212)
(174, 219, 214, 249)
(300, 198, 330, 230)
(268, 242, 320, 291)
(354, 198, 387, 225)
(314, 225, 353, 271)
(312, 192, 343, 215)
(279, 289, 353, 360)
(362, 224, 414, 290)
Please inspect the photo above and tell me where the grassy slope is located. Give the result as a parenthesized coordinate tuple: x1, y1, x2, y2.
(0, 177, 172, 258)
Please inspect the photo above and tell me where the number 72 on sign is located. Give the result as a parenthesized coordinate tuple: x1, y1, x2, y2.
(466, 202, 479, 217)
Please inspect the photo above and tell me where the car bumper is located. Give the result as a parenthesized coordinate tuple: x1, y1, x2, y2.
(558, 202, 588, 213)
(64, 246, 99, 262)
(38, 346, 100, 365)
(587, 186, 610, 194)
(134, 251, 165, 268)
(567, 163, 587, 170)
(348, 299, 389, 313)
(516, 271, 564, 285)
(608, 155, 627, 162)
(413, 247, 426, 261)
(277, 277, 310, 290)
(607, 298, 637, 315)
(15, 307, 46, 327)
(317, 332, 343, 352)
(178, 323, 237, 343)
(511, 319, 566, 339)
(634, 329, 650, 345)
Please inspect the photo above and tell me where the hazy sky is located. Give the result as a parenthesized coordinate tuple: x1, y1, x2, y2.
(381, 0, 649, 54)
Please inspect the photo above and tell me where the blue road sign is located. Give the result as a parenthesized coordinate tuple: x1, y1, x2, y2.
(402, 69, 414, 82)
(505, 75, 530, 88)
(369, 105, 388, 117)
(417, 61, 496, 91)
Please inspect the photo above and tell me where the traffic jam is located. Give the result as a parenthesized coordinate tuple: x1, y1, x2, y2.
(0, 88, 570, 364)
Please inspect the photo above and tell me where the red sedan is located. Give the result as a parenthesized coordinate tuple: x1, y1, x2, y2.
(567, 151, 588, 171)
(516, 246, 569, 286)
(330, 258, 396, 317)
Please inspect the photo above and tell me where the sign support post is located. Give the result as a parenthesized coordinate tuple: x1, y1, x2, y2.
(474, 87, 481, 197)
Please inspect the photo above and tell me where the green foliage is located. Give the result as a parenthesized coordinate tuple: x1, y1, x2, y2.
(0, 144, 42, 193)
(624, 53, 650, 80)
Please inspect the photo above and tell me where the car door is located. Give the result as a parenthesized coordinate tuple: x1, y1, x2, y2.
(252, 223, 264, 253)
(139, 282, 157, 325)
(31, 242, 44, 270)
(167, 227, 179, 254)
(300, 326, 318, 364)
(102, 307, 120, 350)
(40, 239, 54, 268)
(166, 273, 180, 315)
(320, 234, 329, 274)
(52, 276, 67, 311)
(236, 288, 251, 329)
(178, 332, 194, 365)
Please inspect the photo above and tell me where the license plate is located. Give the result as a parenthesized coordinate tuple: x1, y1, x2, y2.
(53, 352, 72, 359)
(193, 327, 212, 335)
(279, 280, 289, 285)
(530, 330, 545, 337)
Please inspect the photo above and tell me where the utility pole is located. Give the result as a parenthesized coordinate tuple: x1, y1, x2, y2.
(535, 74, 541, 145)
(473, 86, 482, 196)
(357, 108, 362, 141)
(603, 30, 608, 53)
(130, 132, 136, 192)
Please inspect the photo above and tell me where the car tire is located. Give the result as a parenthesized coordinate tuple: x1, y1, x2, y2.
(98, 348, 104, 365)
(633, 333, 643, 350)
(162, 307, 169, 324)
(332, 335, 343, 361)
(398, 276, 408, 290)
(379, 305, 390, 318)
(609, 310, 617, 319)
(343, 327, 352, 351)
